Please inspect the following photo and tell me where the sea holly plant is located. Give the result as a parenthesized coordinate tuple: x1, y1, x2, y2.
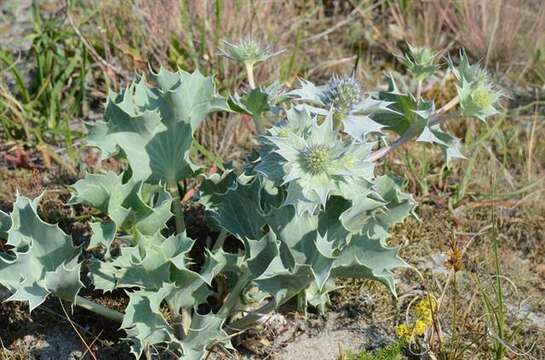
(221, 38, 286, 134)
(0, 43, 501, 359)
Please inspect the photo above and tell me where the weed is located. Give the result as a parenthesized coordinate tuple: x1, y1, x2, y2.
(343, 341, 406, 360)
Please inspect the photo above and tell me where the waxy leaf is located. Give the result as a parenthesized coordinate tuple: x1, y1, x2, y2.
(0, 209, 10, 239)
(374, 75, 434, 138)
(69, 171, 172, 235)
(0, 195, 82, 311)
(332, 232, 407, 295)
(122, 287, 177, 358)
(205, 176, 268, 240)
(181, 312, 231, 360)
(228, 87, 270, 117)
(87, 68, 228, 185)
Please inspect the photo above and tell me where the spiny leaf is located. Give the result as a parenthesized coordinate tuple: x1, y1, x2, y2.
(417, 125, 465, 163)
(87, 68, 229, 185)
(374, 75, 434, 137)
(0, 195, 82, 311)
(181, 312, 232, 360)
(0, 209, 11, 239)
(331, 233, 407, 295)
(69, 171, 172, 235)
(228, 87, 270, 117)
(88, 221, 116, 255)
(122, 287, 177, 358)
(204, 176, 268, 240)
(255, 262, 314, 305)
(90, 231, 194, 291)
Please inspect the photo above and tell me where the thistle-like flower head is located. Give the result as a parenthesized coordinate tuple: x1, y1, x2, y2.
(452, 50, 489, 85)
(453, 51, 501, 121)
(402, 44, 438, 80)
(323, 74, 363, 116)
(261, 110, 374, 214)
(288, 76, 391, 139)
(459, 81, 500, 121)
(220, 38, 273, 67)
(302, 144, 331, 174)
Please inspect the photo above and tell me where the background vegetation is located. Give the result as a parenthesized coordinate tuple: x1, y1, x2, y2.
(0, 0, 544, 359)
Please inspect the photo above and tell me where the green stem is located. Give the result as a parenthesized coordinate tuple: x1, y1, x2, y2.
(492, 193, 505, 359)
(168, 183, 186, 234)
(225, 300, 276, 334)
(217, 271, 250, 319)
(181, 308, 191, 336)
(212, 230, 228, 251)
(0, 286, 10, 301)
(171, 306, 187, 340)
(73, 295, 124, 323)
(252, 113, 264, 135)
(243, 62, 265, 135)
(0, 286, 124, 323)
(368, 95, 460, 163)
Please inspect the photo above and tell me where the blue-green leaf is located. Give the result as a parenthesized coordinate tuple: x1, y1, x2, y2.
(0, 195, 82, 311)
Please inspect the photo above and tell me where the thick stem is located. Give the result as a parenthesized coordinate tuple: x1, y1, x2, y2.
(1, 285, 124, 323)
(171, 307, 192, 340)
(217, 271, 250, 319)
(252, 114, 265, 135)
(73, 295, 124, 323)
(225, 300, 276, 334)
(243, 62, 265, 135)
(181, 308, 191, 336)
(145, 348, 152, 360)
(212, 230, 228, 251)
(167, 182, 189, 339)
(0, 286, 10, 301)
(168, 184, 186, 234)
(429, 96, 459, 125)
(367, 124, 419, 162)
(416, 79, 423, 102)
(244, 62, 256, 89)
(171, 307, 186, 340)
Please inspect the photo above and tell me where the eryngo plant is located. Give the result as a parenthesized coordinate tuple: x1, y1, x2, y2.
(0, 42, 501, 359)
(401, 44, 438, 81)
(220, 38, 273, 68)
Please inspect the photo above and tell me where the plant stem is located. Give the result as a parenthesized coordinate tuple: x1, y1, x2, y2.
(243, 62, 265, 135)
(168, 183, 186, 234)
(181, 308, 192, 337)
(416, 79, 423, 102)
(244, 62, 256, 89)
(491, 175, 505, 360)
(368, 96, 460, 162)
(1, 286, 124, 323)
(429, 96, 460, 126)
(73, 295, 124, 323)
(252, 113, 265, 135)
(225, 300, 276, 334)
(171, 306, 187, 340)
(145, 348, 152, 360)
(0, 286, 10, 301)
(367, 123, 420, 162)
(217, 271, 250, 319)
(167, 182, 189, 339)
(212, 230, 228, 251)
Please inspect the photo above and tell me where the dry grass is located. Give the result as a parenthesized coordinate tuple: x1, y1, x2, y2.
(441, 0, 545, 75)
